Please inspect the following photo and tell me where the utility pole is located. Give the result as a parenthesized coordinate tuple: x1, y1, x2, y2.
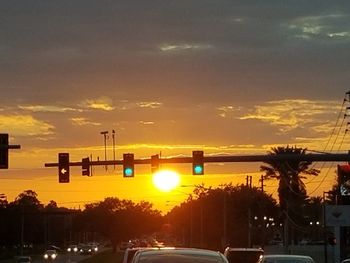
(223, 192, 227, 248)
(246, 175, 252, 188)
(260, 175, 265, 192)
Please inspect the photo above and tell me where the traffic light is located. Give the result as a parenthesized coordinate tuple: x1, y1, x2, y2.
(151, 154, 160, 173)
(0, 134, 9, 169)
(82, 157, 90, 176)
(58, 153, 70, 183)
(123, 153, 134, 177)
(337, 164, 350, 204)
(192, 150, 204, 175)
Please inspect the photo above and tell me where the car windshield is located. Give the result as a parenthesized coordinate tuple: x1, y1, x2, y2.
(139, 254, 223, 263)
(17, 258, 30, 263)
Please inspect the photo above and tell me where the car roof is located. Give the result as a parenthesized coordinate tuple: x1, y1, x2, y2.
(135, 247, 224, 257)
(225, 247, 264, 252)
(263, 255, 312, 259)
(45, 250, 57, 253)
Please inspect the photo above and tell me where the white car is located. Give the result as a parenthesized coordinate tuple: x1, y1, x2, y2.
(132, 247, 229, 263)
(258, 255, 315, 263)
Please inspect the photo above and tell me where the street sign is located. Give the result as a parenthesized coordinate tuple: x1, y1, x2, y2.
(325, 205, 350, 226)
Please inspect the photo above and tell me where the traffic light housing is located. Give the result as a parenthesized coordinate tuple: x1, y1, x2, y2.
(151, 154, 160, 173)
(123, 153, 134, 177)
(192, 150, 204, 175)
(82, 157, 90, 176)
(337, 164, 350, 204)
(0, 134, 9, 169)
(58, 153, 70, 183)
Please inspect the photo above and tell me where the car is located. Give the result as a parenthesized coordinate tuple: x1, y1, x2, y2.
(16, 256, 32, 263)
(258, 255, 315, 263)
(79, 245, 94, 255)
(131, 247, 228, 263)
(341, 259, 350, 263)
(67, 244, 79, 253)
(123, 247, 161, 263)
(43, 250, 58, 260)
(224, 247, 264, 263)
(88, 242, 99, 252)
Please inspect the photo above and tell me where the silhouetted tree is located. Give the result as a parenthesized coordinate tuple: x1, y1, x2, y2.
(167, 184, 278, 250)
(79, 197, 162, 251)
(260, 146, 319, 244)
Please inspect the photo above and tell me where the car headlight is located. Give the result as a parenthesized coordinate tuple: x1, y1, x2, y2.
(67, 248, 71, 252)
(44, 254, 49, 259)
(51, 254, 57, 259)
(73, 247, 78, 252)
(94, 247, 98, 251)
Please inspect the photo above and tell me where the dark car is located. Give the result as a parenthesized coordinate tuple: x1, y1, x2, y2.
(224, 247, 264, 263)
(79, 245, 94, 255)
(67, 244, 79, 253)
(43, 250, 58, 260)
(17, 256, 32, 263)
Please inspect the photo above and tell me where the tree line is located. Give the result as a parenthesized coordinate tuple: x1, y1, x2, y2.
(0, 146, 339, 257)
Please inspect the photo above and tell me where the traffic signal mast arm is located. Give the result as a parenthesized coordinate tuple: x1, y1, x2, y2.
(0, 145, 21, 150)
(44, 153, 350, 168)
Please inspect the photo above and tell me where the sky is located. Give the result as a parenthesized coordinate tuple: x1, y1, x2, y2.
(1, 1, 350, 213)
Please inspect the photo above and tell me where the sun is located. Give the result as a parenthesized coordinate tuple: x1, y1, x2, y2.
(152, 170, 180, 192)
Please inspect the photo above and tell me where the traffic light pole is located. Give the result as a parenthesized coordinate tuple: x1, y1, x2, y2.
(0, 133, 21, 169)
(45, 153, 350, 168)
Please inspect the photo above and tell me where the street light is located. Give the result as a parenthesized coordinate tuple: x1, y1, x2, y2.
(100, 131, 109, 171)
(112, 130, 116, 170)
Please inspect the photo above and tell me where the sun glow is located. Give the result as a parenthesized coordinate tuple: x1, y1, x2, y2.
(152, 170, 180, 192)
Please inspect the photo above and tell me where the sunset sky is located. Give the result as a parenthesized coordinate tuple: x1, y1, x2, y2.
(1, 1, 350, 213)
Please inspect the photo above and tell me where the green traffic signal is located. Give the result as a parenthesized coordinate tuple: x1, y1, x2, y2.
(192, 150, 204, 175)
(124, 167, 134, 177)
(123, 153, 135, 177)
(194, 164, 203, 175)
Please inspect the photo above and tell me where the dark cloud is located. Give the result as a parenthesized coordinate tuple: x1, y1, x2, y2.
(1, 1, 350, 149)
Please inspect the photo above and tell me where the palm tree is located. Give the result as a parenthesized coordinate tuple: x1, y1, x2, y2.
(260, 146, 319, 211)
(260, 146, 319, 245)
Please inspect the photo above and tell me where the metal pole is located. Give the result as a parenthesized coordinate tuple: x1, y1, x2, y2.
(190, 195, 193, 247)
(112, 130, 116, 170)
(248, 207, 251, 247)
(223, 192, 227, 248)
(21, 209, 24, 255)
(323, 192, 328, 263)
(100, 131, 108, 171)
(200, 199, 204, 247)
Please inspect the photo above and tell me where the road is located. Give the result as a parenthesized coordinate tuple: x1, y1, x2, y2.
(33, 252, 92, 263)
